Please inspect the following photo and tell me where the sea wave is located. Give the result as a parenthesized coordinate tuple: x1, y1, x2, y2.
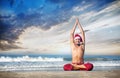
(0, 56, 64, 62)
(92, 61, 120, 66)
(0, 61, 120, 71)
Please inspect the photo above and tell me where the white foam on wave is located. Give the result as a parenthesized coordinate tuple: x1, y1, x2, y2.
(0, 56, 64, 62)
(91, 61, 120, 66)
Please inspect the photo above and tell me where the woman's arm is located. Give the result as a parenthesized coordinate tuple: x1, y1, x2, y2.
(70, 19, 78, 44)
(77, 19, 85, 50)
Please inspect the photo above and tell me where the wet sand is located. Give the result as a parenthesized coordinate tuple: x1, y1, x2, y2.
(0, 70, 120, 78)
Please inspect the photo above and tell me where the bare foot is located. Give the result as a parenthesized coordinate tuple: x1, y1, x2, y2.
(72, 64, 86, 70)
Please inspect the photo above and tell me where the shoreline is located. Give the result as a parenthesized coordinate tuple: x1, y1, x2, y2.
(0, 70, 120, 78)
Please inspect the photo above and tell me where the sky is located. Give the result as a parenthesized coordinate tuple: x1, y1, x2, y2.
(0, 0, 120, 55)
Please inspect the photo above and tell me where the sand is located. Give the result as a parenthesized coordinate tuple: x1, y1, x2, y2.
(0, 70, 120, 78)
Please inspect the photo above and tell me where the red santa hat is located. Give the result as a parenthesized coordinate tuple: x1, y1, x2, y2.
(74, 34, 82, 42)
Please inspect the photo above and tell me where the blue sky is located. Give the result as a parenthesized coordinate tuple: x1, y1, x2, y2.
(0, 0, 120, 55)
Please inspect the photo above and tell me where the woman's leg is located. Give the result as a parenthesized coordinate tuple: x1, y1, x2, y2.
(72, 64, 86, 70)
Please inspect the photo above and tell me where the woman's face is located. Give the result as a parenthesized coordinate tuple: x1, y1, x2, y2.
(74, 38, 80, 45)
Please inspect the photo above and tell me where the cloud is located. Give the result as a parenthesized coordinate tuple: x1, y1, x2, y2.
(0, 0, 78, 51)
(0, 40, 22, 51)
(77, 0, 120, 31)
(86, 43, 120, 55)
(73, 4, 93, 12)
(16, 26, 71, 54)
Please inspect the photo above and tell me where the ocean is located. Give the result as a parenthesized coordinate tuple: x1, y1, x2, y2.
(0, 54, 120, 71)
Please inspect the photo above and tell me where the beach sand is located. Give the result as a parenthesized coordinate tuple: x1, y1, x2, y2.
(0, 70, 120, 78)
